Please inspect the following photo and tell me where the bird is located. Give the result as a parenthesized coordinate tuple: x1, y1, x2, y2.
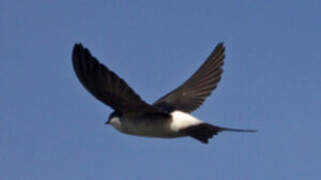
(72, 42, 256, 144)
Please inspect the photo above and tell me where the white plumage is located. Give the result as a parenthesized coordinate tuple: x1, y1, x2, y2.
(169, 111, 203, 132)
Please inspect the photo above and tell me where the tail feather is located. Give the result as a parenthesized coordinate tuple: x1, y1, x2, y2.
(181, 123, 256, 144)
(219, 127, 257, 133)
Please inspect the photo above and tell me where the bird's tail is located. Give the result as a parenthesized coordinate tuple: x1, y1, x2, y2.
(181, 123, 257, 144)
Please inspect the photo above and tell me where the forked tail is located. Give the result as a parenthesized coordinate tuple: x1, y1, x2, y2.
(181, 123, 257, 144)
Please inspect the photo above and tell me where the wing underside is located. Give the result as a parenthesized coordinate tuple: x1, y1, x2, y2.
(153, 43, 225, 113)
(72, 43, 167, 117)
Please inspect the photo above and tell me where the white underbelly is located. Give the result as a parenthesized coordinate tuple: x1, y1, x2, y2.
(120, 122, 175, 138)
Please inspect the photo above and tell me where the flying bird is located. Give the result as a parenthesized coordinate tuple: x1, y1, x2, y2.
(72, 43, 256, 144)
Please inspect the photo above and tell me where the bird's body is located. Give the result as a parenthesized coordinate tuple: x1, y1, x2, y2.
(109, 110, 202, 138)
(72, 42, 256, 144)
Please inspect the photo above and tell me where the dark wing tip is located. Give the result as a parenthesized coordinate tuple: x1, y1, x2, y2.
(217, 42, 224, 46)
(73, 43, 83, 55)
(73, 43, 83, 48)
(214, 42, 225, 57)
(215, 42, 225, 49)
(217, 41, 225, 48)
(72, 43, 90, 61)
(72, 43, 83, 65)
(72, 43, 97, 74)
(215, 42, 225, 54)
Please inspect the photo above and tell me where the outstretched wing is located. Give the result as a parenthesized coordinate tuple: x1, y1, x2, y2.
(153, 43, 225, 113)
(72, 43, 165, 116)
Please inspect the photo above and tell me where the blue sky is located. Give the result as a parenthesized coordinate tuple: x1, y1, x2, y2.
(1, 0, 320, 179)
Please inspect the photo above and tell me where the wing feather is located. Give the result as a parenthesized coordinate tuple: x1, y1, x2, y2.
(153, 43, 225, 112)
(72, 43, 165, 116)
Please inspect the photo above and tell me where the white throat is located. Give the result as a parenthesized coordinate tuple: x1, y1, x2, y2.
(109, 116, 122, 131)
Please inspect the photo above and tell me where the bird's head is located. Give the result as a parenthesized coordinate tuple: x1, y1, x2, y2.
(106, 111, 122, 129)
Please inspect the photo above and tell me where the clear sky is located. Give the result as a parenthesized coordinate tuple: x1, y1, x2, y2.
(1, 0, 320, 179)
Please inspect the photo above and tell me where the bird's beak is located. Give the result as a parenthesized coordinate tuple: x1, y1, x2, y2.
(105, 120, 110, 125)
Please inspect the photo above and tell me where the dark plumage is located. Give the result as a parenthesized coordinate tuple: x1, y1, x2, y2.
(72, 43, 256, 144)
(153, 43, 225, 113)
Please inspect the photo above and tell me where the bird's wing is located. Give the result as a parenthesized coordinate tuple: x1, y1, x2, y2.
(72, 43, 167, 117)
(153, 43, 225, 113)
